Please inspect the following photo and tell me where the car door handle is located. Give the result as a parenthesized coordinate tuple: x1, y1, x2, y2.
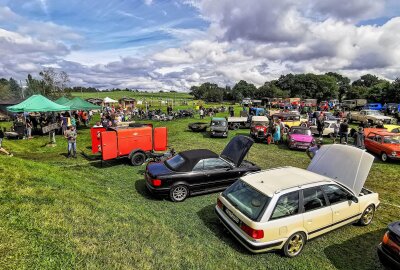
(306, 219, 312, 224)
(334, 211, 340, 215)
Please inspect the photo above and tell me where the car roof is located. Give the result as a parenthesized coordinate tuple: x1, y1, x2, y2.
(180, 149, 218, 160)
(175, 149, 218, 172)
(241, 166, 331, 197)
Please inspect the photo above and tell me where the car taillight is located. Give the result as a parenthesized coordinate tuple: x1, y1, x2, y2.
(217, 198, 223, 209)
(240, 223, 264, 239)
(152, 179, 162, 187)
(382, 231, 400, 253)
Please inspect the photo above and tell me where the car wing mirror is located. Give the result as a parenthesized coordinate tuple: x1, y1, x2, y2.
(348, 194, 358, 203)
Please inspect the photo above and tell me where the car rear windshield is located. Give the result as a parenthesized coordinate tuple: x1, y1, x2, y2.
(165, 154, 185, 170)
(222, 180, 271, 221)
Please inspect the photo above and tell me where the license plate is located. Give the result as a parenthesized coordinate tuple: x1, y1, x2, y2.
(225, 208, 240, 224)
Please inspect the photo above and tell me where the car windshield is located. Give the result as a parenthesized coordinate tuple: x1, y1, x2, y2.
(223, 180, 271, 221)
(253, 121, 267, 126)
(291, 128, 311, 135)
(165, 154, 185, 170)
(211, 121, 226, 126)
(383, 135, 400, 144)
(366, 110, 382, 116)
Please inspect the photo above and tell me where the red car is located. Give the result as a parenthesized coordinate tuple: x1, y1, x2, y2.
(364, 129, 400, 162)
(249, 116, 272, 144)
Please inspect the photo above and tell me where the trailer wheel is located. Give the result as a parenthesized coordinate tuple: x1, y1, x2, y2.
(131, 152, 146, 166)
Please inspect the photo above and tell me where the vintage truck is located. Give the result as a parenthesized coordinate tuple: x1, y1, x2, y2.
(227, 116, 251, 130)
(347, 110, 394, 125)
(342, 99, 367, 110)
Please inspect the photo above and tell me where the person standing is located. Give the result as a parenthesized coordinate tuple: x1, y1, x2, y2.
(199, 107, 204, 119)
(332, 119, 340, 143)
(229, 106, 234, 117)
(316, 114, 325, 138)
(273, 122, 281, 145)
(0, 129, 13, 157)
(339, 119, 349, 144)
(353, 127, 365, 149)
(278, 119, 286, 143)
(26, 116, 33, 139)
(65, 126, 77, 158)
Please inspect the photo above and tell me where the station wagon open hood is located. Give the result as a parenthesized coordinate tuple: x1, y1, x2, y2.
(307, 144, 374, 195)
(220, 135, 254, 167)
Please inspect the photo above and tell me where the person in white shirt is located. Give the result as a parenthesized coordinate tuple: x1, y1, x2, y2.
(332, 119, 340, 143)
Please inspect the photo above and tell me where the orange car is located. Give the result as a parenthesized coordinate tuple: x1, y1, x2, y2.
(364, 129, 400, 162)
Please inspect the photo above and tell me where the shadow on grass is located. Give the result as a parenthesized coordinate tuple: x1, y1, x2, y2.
(134, 179, 163, 201)
(324, 228, 386, 270)
(197, 204, 251, 254)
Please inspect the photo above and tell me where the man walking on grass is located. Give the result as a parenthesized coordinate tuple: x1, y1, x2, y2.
(65, 126, 77, 158)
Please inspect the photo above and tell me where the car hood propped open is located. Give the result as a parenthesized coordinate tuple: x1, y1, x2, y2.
(307, 144, 374, 195)
(220, 135, 254, 167)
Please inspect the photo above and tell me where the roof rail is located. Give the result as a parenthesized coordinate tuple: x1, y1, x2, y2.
(274, 179, 332, 194)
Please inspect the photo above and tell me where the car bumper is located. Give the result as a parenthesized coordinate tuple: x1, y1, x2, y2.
(215, 206, 283, 253)
(288, 142, 311, 150)
(210, 131, 228, 137)
(145, 181, 170, 196)
(377, 243, 400, 269)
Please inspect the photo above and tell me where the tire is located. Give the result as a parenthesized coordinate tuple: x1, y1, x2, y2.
(282, 232, 307, 258)
(170, 185, 189, 202)
(358, 204, 375, 226)
(381, 152, 388, 162)
(131, 152, 146, 166)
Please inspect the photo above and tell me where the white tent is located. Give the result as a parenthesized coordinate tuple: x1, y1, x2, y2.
(103, 97, 118, 104)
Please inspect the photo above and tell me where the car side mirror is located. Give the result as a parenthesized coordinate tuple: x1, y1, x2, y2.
(347, 194, 358, 203)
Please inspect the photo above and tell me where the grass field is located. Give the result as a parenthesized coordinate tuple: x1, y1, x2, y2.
(0, 110, 399, 269)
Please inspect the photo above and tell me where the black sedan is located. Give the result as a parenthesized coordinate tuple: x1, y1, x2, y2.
(378, 221, 400, 269)
(145, 135, 260, 202)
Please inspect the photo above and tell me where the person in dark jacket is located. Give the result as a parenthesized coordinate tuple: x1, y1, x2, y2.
(339, 119, 349, 144)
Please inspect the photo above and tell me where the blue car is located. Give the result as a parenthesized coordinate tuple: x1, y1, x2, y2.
(364, 103, 382, 111)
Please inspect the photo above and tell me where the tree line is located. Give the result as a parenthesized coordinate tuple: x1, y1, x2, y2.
(190, 73, 400, 103)
(1, 70, 400, 103)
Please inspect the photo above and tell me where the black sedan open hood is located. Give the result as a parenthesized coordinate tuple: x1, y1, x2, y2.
(220, 135, 254, 167)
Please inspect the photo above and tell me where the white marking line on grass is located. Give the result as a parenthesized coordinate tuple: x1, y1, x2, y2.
(380, 201, 400, 209)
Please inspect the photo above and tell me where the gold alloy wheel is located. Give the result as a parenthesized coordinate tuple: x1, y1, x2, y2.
(362, 205, 374, 224)
(287, 234, 304, 256)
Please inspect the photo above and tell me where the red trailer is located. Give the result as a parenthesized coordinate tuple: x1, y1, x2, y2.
(91, 124, 168, 166)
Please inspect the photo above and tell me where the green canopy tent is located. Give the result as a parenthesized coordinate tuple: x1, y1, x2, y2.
(7, 95, 70, 113)
(63, 97, 101, 110)
(54, 96, 70, 105)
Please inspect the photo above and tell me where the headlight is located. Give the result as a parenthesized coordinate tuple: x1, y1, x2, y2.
(391, 151, 397, 156)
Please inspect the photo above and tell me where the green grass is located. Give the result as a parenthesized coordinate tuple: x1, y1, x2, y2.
(0, 111, 399, 270)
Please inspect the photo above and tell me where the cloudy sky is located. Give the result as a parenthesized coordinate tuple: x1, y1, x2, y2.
(0, 0, 400, 91)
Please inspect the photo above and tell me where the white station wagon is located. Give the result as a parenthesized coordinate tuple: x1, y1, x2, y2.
(215, 144, 379, 257)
